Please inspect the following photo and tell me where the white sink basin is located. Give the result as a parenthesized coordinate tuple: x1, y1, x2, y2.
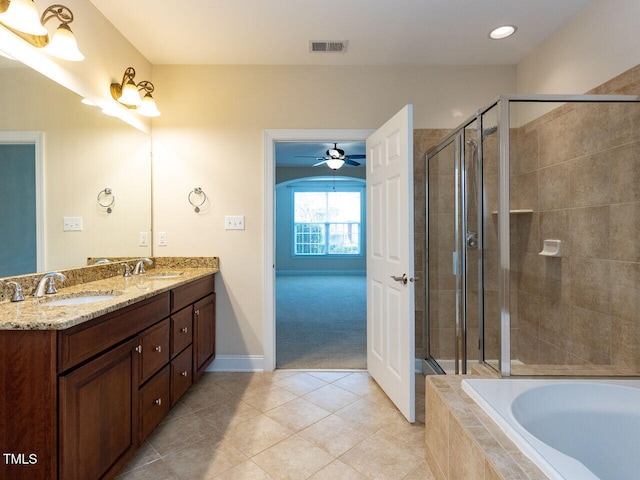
(144, 271, 184, 279)
(40, 292, 121, 307)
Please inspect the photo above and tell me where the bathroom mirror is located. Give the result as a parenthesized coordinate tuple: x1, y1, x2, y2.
(0, 59, 152, 277)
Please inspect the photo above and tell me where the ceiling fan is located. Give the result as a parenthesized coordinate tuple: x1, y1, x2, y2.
(297, 143, 365, 170)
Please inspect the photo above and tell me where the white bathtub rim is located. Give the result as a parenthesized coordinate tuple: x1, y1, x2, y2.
(461, 378, 640, 480)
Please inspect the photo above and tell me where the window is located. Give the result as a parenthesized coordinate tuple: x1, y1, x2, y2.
(293, 188, 362, 256)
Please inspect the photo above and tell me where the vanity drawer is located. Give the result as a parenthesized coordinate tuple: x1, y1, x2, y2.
(139, 319, 170, 385)
(139, 365, 170, 441)
(58, 292, 170, 373)
(171, 274, 214, 313)
(171, 345, 193, 406)
(171, 307, 193, 357)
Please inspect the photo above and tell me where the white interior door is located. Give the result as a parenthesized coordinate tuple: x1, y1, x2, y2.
(366, 105, 415, 422)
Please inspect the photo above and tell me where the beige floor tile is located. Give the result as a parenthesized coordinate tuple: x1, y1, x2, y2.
(196, 398, 262, 432)
(214, 373, 274, 396)
(298, 414, 371, 457)
(162, 438, 248, 480)
(160, 400, 192, 424)
(252, 435, 334, 480)
(308, 459, 367, 480)
(117, 441, 160, 475)
(274, 372, 327, 396)
(264, 397, 331, 431)
(403, 460, 436, 480)
(115, 459, 177, 480)
(303, 383, 361, 412)
(224, 414, 294, 456)
(180, 382, 237, 412)
(307, 371, 354, 383)
(241, 385, 299, 412)
(334, 396, 405, 432)
(339, 429, 422, 480)
(332, 372, 380, 396)
(212, 460, 275, 480)
(147, 412, 223, 456)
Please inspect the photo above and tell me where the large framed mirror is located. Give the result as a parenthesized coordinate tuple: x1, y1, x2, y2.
(0, 57, 152, 277)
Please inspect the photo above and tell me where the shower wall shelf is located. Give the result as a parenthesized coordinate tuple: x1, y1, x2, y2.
(490, 209, 533, 215)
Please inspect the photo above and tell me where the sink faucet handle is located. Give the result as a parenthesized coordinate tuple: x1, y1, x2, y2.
(4, 281, 25, 302)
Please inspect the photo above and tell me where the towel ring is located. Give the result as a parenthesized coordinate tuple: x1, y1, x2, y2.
(188, 187, 207, 212)
(97, 188, 115, 213)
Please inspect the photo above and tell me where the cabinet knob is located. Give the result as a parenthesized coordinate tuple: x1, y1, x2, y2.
(154, 345, 162, 353)
(181, 371, 188, 377)
(181, 327, 188, 333)
(135, 345, 142, 354)
(154, 398, 162, 406)
(195, 309, 200, 316)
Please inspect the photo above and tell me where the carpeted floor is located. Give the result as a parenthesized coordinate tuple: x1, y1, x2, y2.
(276, 275, 366, 369)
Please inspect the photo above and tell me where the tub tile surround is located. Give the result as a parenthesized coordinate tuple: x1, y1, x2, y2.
(425, 375, 548, 480)
(0, 257, 219, 329)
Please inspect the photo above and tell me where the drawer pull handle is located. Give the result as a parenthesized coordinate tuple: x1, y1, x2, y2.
(181, 371, 188, 377)
(154, 345, 162, 353)
(135, 345, 142, 354)
(181, 327, 188, 333)
(154, 398, 162, 406)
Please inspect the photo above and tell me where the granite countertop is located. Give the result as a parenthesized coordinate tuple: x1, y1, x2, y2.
(0, 266, 218, 331)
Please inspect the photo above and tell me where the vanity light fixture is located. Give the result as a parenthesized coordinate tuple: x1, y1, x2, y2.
(110, 67, 161, 117)
(0, 0, 84, 61)
(489, 25, 517, 40)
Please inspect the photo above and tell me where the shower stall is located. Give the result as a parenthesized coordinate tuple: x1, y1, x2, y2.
(423, 94, 640, 377)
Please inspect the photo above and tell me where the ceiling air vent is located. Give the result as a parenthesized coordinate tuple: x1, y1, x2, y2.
(309, 41, 348, 53)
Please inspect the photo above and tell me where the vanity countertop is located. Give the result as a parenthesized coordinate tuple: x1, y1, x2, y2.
(0, 267, 218, 331)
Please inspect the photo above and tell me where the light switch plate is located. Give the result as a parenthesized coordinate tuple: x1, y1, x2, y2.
(225, 215, 245, 230)
(63, 216, 83, 231)
(139, 232, 149, 246)
(158, 231, 167, 246)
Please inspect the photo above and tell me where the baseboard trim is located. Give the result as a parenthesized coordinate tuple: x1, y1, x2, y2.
(207, 355, 421, 374)
(276, 270, 366, 276)
(206, 355, 265, 372)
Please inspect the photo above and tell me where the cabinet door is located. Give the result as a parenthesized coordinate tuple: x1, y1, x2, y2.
(59, 338, 138, 480)
(193, 293, 215, 379)
(139, 319, 170, 385)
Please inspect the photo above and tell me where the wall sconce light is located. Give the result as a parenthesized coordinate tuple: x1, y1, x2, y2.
(110, 67, 161, 117)
(0, 0, 84, 61)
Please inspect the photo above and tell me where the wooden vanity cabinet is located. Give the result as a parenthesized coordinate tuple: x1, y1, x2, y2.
(0, 273, 215, 480)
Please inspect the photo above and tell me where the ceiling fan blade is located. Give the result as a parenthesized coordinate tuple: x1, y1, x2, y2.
(344, 159, 361, 166)
(312, 160, 328, 167)
(294, 155, 325, 158)
(346, 154, 366, 159)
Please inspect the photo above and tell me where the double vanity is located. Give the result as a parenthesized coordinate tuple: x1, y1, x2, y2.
(0, 257, 219, 480)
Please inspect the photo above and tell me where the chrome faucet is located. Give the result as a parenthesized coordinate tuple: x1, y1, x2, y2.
(34, 272, 67, 298)
(4, 281, 25, 302)
(133, 258, 153, 275)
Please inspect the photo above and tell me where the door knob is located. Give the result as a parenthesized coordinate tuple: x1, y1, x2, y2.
(391, 274, 408, 285)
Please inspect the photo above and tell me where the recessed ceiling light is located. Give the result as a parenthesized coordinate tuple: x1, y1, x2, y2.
(489, 25, 517, 40)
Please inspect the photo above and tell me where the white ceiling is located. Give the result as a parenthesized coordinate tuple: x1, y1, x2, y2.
(89, 0, 592, 66)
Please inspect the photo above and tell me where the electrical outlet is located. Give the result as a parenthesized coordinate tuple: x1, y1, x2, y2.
(158, 231, 167, 246)
(63, 216, 83, 232)
(225, 215, 245, 230)
(139, 232, 149, 246)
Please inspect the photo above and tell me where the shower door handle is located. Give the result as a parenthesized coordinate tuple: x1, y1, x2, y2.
(391, 274, 408, 285)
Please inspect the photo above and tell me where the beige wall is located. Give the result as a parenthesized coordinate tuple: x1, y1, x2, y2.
(150, 65, 516, 357)
(517, 0, 640, 123)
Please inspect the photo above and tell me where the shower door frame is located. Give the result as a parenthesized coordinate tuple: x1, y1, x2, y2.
(423, 122, 484, 375)
(425, 93, 640, 377)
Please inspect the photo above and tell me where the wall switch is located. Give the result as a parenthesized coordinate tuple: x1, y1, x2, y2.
(139, 232, 149, 246)
(158, 231, 167, 246)
(63, 216, 83, 232)
(225, 215, 245, 230)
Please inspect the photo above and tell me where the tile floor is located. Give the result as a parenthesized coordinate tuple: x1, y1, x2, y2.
(116, 370, 435, 480)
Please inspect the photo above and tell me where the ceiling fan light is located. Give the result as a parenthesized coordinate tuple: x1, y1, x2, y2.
(46, 23, 84, 61)
(326, 159, 345, 170)
(0, 0, 47, 36)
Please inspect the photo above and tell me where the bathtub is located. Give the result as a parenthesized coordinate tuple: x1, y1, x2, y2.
(461, 378, 640, 480)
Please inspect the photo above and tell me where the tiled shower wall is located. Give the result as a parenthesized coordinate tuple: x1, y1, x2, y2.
(509, 65, 640, 372)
